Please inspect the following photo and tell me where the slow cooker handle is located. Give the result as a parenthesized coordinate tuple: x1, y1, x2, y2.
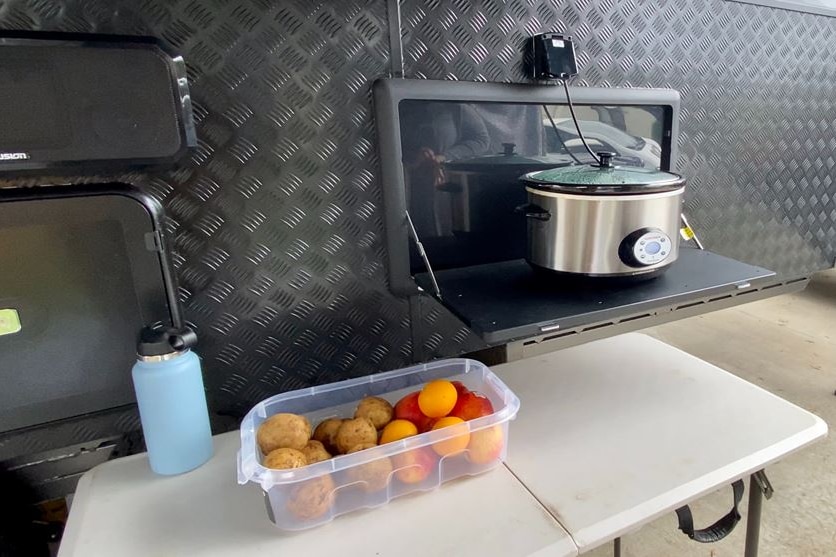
(515, 203, 551, 221)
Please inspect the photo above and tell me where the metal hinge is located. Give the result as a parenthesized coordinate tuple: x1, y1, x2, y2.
(144, 230, 163, 252)
(753, 470, 774, 500)
(405, 211, 441, 300)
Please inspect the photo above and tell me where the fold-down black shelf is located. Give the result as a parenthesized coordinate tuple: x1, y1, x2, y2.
(416, 248, 776, 345)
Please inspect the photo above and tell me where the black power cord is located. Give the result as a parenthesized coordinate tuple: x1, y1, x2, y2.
(561, 78, 601, 165)
(542, 104, 584, 165)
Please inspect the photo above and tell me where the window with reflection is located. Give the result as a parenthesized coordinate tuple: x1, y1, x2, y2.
(398, 100, 671, 271)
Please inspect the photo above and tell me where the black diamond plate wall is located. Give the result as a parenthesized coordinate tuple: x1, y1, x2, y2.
(400, 0, 836, 280)
(2, 0, 836, 457)
(0, 0, 415, 428)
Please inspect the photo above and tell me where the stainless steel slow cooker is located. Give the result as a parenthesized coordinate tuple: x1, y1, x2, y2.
(519, 152, 686, 278)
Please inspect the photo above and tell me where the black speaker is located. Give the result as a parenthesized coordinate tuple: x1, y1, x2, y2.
(0, 32, 196, 173)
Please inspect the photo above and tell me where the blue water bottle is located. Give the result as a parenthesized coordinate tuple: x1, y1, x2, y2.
(132, 327, 213, 475)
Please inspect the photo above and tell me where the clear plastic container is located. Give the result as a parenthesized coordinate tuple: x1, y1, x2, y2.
(238, 358, 521, 530)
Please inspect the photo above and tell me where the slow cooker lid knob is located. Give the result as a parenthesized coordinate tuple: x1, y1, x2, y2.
(619, 228, 673, 268)
(596, 151, 616, 168)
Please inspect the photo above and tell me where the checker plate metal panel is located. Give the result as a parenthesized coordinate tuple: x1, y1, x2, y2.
(0, 0, 833, 454)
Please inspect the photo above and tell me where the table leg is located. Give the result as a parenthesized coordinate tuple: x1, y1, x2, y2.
(613, 537, 621, 557)
(744, 474, 763, 557)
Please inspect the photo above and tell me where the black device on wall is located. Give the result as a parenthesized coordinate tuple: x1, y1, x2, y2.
(529, 34, 578, 80)
(0, 32, 196, 174)
(0, 184, 181, 433)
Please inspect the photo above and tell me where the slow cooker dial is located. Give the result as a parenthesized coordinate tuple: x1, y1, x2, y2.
(619, 228, 672, 267)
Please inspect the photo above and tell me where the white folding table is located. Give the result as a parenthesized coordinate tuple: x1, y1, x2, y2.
(495, 333, 827, 555)
(58, 333, 826, 556)
(57, 431, 577, 557)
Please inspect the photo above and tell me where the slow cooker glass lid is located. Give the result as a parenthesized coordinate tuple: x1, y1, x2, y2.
(523, 152, 685, 195)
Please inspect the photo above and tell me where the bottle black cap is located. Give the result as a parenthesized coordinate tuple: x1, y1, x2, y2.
(137, 326, 198, 357)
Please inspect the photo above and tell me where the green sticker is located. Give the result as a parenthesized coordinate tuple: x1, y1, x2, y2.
(0, 309, 22, 336)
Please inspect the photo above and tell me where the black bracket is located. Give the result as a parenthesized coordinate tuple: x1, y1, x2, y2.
(753, 469, 774, 500)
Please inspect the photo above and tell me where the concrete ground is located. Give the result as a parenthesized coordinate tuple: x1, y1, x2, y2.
(586, 269, 836, 557)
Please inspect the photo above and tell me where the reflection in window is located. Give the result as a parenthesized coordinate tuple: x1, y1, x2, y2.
(398, 100, 670, 272)
(541, 105, 664, 168)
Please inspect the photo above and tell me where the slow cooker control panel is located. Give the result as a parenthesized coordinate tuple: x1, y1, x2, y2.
(619, 228, 672, 267)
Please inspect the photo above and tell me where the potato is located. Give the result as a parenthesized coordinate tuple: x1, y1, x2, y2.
(346, 443, 393, 492)
(257, 413, 312, 454)
(287, 475, 335, 520)
(301, 440, 332, 465)
(347, 442, 376, 453)
(312, 418, 343, 454)
(354, 396, 394, 430)
(334, 417, 378, 454)
(263, 448, 307, 470)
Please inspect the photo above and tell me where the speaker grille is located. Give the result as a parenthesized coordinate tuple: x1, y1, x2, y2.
(0, 34, 193, 172)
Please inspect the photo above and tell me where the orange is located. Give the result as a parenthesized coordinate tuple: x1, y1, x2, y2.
(379, 419, 418, 444)
(418, 380, 458, 418)
(431, 416, 470, 457)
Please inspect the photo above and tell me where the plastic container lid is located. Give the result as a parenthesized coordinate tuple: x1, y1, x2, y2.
(522, 151, 685, 195)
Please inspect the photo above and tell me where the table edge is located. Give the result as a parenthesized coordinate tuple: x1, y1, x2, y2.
(57, 467, 97, 557)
